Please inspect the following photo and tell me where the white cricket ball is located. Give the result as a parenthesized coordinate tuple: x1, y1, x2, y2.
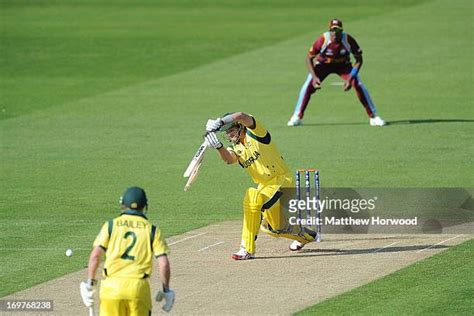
(65, 249, 73, 257)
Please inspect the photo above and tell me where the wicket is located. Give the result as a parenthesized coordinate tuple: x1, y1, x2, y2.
(295, 169, 322, 242)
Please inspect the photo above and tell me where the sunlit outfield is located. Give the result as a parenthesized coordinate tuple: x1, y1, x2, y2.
(0, 0, 472, 310)
(296, 239, 474, 315)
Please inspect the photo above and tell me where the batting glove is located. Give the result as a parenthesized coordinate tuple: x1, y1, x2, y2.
(204, 132, 223, 149)
(155, 289, 175, 312)
(206, 118, 224, 132)
(79, 279, 96, 308)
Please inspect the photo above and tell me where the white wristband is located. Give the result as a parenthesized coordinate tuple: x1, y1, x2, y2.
(221, 115, 234, 125)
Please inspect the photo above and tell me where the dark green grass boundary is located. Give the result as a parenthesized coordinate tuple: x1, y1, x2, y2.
(296, 238, 474, 315)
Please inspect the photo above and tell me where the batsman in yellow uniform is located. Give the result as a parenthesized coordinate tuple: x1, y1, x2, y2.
(80, 187, 175, 315)
(205, 112, 315, 260)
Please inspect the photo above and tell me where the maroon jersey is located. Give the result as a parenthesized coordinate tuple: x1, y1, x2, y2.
(309, 32, 362, 65)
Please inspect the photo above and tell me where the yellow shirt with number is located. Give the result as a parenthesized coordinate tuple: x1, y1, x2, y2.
(230, 117, 290, 185)
(93, 209, 169, 279)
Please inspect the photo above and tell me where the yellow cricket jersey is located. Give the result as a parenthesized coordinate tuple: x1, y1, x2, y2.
(229, 117, 290, 185)
(93, 209, 169, 279)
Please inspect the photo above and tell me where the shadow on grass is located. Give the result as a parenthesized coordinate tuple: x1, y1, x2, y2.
(300, 119, 474, 127)
(387, 119, 474, 125)
(255, 244, 450, 260)
(302, 122, 366, 127)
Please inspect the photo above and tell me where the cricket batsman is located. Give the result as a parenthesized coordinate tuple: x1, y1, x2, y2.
(205, 112, 316, 260)
(80, 187, 175, 315)
(287, 18, 386, 127)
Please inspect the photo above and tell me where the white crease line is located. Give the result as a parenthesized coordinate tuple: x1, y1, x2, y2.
(372, 242, 398, 253)
(168, 232, 207, 246)
(330, 82, 344, 86)
(416, 234, 464, 253)
(0, 248, 88, 251)
(198, 241, 224, 252)
(0, 233, 209, 251)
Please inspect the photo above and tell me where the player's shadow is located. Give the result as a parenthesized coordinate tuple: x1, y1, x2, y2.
(386, 119, 474, 125)
(255, 244, 450, 260)
(302, 119, 474, 127)
(303, 122, 366, 127)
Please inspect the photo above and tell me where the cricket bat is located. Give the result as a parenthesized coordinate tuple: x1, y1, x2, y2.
(183, 140, 208, 191)
(184, 160, 203, 191)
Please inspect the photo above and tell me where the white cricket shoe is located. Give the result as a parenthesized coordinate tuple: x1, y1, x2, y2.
(289, 240, 307, 251)
(369, 116, 386, 127)
(287, 115, 303, 127)
(231, 247, 254, 260)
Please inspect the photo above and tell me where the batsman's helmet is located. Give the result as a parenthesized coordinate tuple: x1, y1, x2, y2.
(220, 112, 242, 132)
(329, 18, 343, 31)
(120, 186, 148, 210)
(220, 112, 244, 144)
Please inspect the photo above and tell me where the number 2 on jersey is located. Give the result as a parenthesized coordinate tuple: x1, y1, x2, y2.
(121, 231, 137, 260)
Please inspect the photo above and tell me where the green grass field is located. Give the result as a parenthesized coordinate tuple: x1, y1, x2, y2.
(1, 0, 472, 311)
(296, 239, 474, 315)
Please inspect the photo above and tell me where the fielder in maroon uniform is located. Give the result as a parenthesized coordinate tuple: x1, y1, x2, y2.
(287, 18, 386, 127)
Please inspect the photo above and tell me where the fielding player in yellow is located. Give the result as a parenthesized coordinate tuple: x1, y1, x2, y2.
(80, 187, 175, 315)
(205, 112, 315, 260)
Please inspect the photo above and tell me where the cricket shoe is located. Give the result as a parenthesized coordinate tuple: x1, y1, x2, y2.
(287, 115, 303, 127)
(289, 240, 308, 251)
(231, 248, 255, 260)
(369, 116, 386, 127)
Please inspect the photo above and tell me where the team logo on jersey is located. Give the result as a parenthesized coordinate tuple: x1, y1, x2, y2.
(340, 48, 347, 55)
(241, 151, 261, 168)
(326, 49, 334, 56)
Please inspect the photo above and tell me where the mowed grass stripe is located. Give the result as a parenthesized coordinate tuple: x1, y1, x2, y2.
(0, 0, 421, 120)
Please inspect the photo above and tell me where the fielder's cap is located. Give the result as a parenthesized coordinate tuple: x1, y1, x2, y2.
(329, 18, 343, 31)
(121, 186, 148, 210)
